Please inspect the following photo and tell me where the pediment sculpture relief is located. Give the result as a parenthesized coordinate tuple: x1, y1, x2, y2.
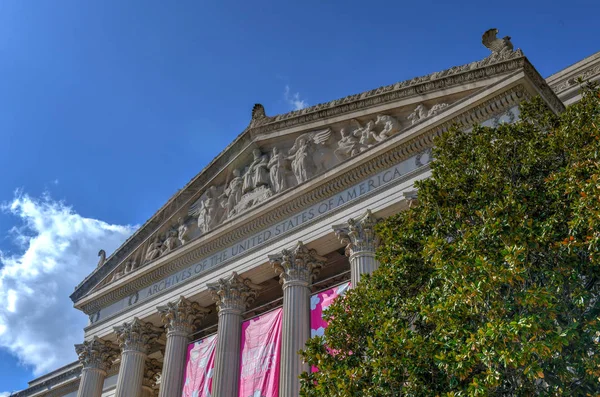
(407, 103, 449, 125)
(104, 100, 455, 285)
(334, 114, 401, 161)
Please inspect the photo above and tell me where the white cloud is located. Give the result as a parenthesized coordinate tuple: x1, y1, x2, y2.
(283, 85, 308, 111)
(0, 192, 135, 376)
(0, 392, 11, 397)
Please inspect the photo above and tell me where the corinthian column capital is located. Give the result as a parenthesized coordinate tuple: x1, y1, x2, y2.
(157, 296, 211, 336)
(207, 272, 261, 315)
(333, 209, 380, 258)
(75, 337, 118, 372)
(269, 241, 327, 287)
(114, 318, 162, 354)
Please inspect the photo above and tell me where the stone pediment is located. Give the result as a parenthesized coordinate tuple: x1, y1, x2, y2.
(71, 31, 562, 304)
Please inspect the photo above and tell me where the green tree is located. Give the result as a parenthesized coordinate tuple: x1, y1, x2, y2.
(300, 87, 600, 396)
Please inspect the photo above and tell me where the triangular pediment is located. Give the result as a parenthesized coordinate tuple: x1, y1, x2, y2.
(73, 43, 563, 304)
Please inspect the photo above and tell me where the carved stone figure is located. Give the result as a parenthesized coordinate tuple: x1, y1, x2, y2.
(124, 259, 137, 273)
(287, 129, 332, 184)
(335, 128, 362, 160)
(375, 114, 401, 139)
(268, 147, 287, 194)
(97, 249, 106, 268)
(482, 28, 513, 54)
(428, 103, 449, 117)
(177, 216, 188, 245)
(145, 237, 162, 262)
(162, 229, 178, 254)
(189, 186, 222, 235)
(222, 169, 244, 217)
(243, 149, 270, 193)
(407, 104, 428, 125)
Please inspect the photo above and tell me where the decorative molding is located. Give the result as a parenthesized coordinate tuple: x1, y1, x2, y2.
(9, 366, 82, 397)
(550, 63, 600, 94)
(70, 48, 533, 304)
(81, 85, 528, 316)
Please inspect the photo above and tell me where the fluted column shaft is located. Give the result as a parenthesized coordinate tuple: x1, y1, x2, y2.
(75, 337, 117, 397)
(270, 241, 326, 397)
(158, 297, 210, 397)
(333, 209, 380, 287)
(115, 349, 147, 397)
(114, 318, 161, 397)
(208, 272, 261, 397)
(78, 367, 106, 397)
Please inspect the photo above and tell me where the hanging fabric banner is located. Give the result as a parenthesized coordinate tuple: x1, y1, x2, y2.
(238, 307, 283, 397)
(310, 282, 351, 339)
(181, 333, 218, 397)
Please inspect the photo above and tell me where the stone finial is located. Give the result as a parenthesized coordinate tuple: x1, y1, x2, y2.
(251, 103, 267, 120)
(142, 358, 162, 392)
(269, 241, 327, 287)
(113, 317, 162, 354)
(482, 28, 513, 54)
(157, 296, 211, 336)
(75, 337, 118, 371)
(333, 210, 381, 258)
(97, 249, 106, 268)
(207, 272, 262, 314)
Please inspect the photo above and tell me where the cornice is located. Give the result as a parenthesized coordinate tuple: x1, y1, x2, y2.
(80, 84, 527, 316)
(71, 50, 530, 304)
(11, 366, 81, 397)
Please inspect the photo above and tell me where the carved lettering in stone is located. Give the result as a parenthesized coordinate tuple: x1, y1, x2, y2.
(114, 317, 162, 354)
(269, 241, 326, 286)
(75, 337, 118, 371)
(157, 296, 210, 335)
(207, 272, 261, 314)
(333, 209, 380, 257)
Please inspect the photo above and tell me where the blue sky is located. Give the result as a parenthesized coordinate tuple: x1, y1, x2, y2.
(0, 0, 598, 393)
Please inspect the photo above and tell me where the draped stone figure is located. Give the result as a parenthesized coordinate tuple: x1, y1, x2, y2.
(177, 217, 188, 245)
(222, 169, 244, 217)
(287, 129, 331, 184)
(161, 229, 178, 254)
(242, 149, 270, 193)
(267, 147, 287, 193)
(189, 186, 222, 235)
(374, 114, 401, 139)
(145, 237, 162, 262)
(335, 128, 363, 160)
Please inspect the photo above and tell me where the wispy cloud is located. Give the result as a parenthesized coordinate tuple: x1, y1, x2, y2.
(0, 192, 136, 376)
(283, 85, 308, 111)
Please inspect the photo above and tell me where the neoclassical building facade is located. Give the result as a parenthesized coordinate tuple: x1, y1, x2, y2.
(10, 31, 600, 397)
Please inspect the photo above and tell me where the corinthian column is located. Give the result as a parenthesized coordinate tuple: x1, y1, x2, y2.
(75, 337, 118, 397)
(157, 297, 210, 397)
(141, 358, 161, 397)
(269, 241, 326, 397)
(207, 272, 261, 397)
(113, 318, 162, 397)
(333, 209, 380, 286)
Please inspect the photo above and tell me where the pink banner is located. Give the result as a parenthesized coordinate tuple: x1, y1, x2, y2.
(181, 334, 217, 397)
(310, 282, 350, 339)
(238, 307, 283, 397)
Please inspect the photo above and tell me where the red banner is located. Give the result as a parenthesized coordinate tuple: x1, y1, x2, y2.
(181, 333, 217, 397)
(310, 282, 350, 338)
(238, 307, 283, 397)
